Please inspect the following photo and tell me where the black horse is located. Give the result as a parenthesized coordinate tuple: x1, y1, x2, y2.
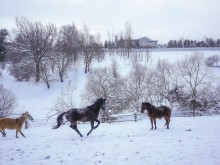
(141, 102, 171, 130)
(53, 98, 106, 137)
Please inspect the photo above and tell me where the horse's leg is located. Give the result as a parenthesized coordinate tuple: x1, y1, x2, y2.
(87, 121, 94, 136)
(166, 116, 170, 129)
(2, 130, 6, 137)
(19, 130, 26, 138)
(154, 118, 157, 129)
(94, 119, 100, 129)
(0, 131, 4, 137)
(150, 118, 153, 130)
(0, 129, 6, 137)
(15, 130, 25, 138)
(16, 130, 19, 138)
(70, 122, 83, 137)
(164, 116, 168, 127)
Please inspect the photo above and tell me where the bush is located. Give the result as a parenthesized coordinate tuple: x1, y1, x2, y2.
(205, 55, 219, 67)
(9, 60, 34, 81)
(0, 84, 17, 117)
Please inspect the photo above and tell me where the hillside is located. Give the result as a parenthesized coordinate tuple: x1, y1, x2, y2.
(1, 50, 220, 119)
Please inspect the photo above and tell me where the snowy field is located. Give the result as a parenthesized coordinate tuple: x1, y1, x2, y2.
(0, 116, 220, 165)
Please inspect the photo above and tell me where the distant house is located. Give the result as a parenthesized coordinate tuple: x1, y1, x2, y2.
(117, 37, 158, 49)
(138, 37, 158, 48)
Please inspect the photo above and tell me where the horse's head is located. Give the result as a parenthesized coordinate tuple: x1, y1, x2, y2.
(141, 102, 151, 113)
(101, 98, 107, 111)
(141, 102, 146, 113)
(96, 98, 107, 111)
(23, 111, 34, 122)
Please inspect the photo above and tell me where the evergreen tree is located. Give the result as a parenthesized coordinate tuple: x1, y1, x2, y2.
(104, 40, 108, 49)
(177, 39, 183, 48)
(173, 40, 177, 48)
(217, 39, 220, 47)
(0, 29, 8, 62)
(167, 40, 173, 48)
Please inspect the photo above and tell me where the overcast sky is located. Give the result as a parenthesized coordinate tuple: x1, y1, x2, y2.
(1, 0, 220, 43)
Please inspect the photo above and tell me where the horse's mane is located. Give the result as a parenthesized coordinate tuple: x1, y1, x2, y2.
(88, 98, 103, 107)
(144, 102, 156, 111)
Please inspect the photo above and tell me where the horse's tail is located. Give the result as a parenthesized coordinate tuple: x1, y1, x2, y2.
(53, 112, 66, 129)
(163, 106, 171, 126)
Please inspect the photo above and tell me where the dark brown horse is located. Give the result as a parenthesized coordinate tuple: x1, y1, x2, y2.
(141, 102, 171, 130)
(53, 98, 106, 137)
(0, 111, 34, 138)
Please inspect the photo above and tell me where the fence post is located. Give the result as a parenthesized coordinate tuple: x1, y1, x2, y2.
(25, 120, 28, 129)
(108, 110, 112, 123)
(134, 112, 137, 122)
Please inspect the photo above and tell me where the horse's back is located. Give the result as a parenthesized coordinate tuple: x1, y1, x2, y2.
(159, 106, 171, 116)
(147, 106, 171, 118)
(0, 118, 17, 130)
(65, 108, 98, 122)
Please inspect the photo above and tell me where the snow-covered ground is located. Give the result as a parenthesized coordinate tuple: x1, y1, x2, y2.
(0, 116, 220, 165)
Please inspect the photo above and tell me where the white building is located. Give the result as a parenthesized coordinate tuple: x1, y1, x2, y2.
(138, 37, 158, 48)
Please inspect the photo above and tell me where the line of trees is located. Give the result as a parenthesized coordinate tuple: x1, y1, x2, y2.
(79, 52, 220, 116)
(0, 29, 8, 75)
(167, 38, 220, 48)
(1, 17, 103, 88)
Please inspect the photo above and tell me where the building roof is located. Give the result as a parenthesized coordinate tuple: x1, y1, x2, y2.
(139, 37, 158, 42)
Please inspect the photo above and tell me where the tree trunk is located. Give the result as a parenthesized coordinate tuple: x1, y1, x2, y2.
(46, 82, 50, 89)
(85, 62, 89, 73)
(59, 72, 64, 82)
(35, 62, 40, 82)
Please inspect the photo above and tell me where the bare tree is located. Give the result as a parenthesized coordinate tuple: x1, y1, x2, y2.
(81, 68, 115, 102)
(40, 61, 53, 89)
(125, 62, 154, 111)
(79, 25, 103, 73)
(47, 83, 76, 119)
(176, 52, 209, 116)
(9, 52, 34, 81)
(152, 59, 178, 108)
(145, 48, 151, 63)
(52, 24, 79, 82)
(111, 58, 119, 78)
(57, 23, 79, 63)
(205, 55, 220, 67)
(0, 84, 17, 118)
(11, 17, 57, 82)
(81, 67, 129, 114)
(124, 21, 133, 58)
(51, 51, 71, 82)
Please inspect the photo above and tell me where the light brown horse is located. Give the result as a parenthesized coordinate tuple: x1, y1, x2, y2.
(0, 112, 33, 138)
(141, 102, 171, 130)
